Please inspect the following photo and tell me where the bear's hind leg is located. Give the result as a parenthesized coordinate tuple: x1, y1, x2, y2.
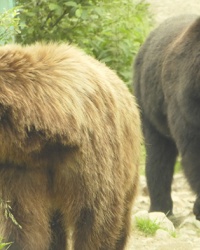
(49, 210, 67, 250)
(4, 201, 51, 250)
(114, 204, 133, 249)
(144, 118, 178, 215)
(181, 139, 200, 220)
(73, 202, 127, 250)
(0, 170, 52, 250)
(114, 179, 138, 250)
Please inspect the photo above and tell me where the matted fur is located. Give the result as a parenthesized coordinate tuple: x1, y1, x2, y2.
(0, 43, 141, 250)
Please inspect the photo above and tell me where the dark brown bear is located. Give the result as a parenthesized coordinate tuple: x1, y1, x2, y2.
(0, 43, 141, 250)
(133, 15, 200, 220)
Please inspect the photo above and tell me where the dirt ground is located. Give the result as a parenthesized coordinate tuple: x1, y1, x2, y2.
(128, 0, 200, 249)
(128, 174, 199, 249)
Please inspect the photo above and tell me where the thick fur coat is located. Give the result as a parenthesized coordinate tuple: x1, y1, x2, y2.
(0, 43, 141, 250)
(133, 14, 200, 219)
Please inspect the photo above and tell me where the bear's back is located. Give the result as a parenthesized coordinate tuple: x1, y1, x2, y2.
(133, 15, 198, 136)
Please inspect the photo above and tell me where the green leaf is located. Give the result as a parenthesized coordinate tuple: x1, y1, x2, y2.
(48, 3, 59, 10)
(0, 242, 12, 250)
(64, 1, 78, 7)
(75, 9, 82, 18)
(15, 0, 153, 84)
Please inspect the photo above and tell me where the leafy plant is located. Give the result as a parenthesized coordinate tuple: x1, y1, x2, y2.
(175, 157, 182, 173)
(0, 240, 12, 250)
(16, 0, 152, 85)
(170, 230, 177, 238)
(0, 199, 21, 229)
(0, 199, 22, 249)
(135, 217, 161, 236)
(0, 7, 21, 44)
(135, 216, 177, 238)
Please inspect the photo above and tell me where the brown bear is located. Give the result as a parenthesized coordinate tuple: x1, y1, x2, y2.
(133, 14, 200, 219)
(0, 43, 141, 250)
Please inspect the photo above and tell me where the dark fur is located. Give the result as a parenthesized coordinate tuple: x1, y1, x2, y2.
(133, 15, 200, 219)
(0, 43, 141, 249)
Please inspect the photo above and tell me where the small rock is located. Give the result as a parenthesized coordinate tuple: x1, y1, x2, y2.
(179, 228, 197, 236)
(132, 210, 149, 222)
(155, 229, 171, 239)
(149, 212, 175, 232)
(179, 217, 200, 230)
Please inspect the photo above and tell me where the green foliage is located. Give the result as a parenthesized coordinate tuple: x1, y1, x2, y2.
(170, 230, 177, 238)
(0, 240, 12, 250)
(174, 157, 182, 173)
(16, 0, 152, 84)
(0, 7, 21, 44)
(135, 217, 161, 236)
(135, 216, 177, 238)
(0, 199, 21, 229)
(0, 199, 22, 249)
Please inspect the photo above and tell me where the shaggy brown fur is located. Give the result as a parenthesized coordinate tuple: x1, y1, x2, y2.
(0, 43, 141, 250)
